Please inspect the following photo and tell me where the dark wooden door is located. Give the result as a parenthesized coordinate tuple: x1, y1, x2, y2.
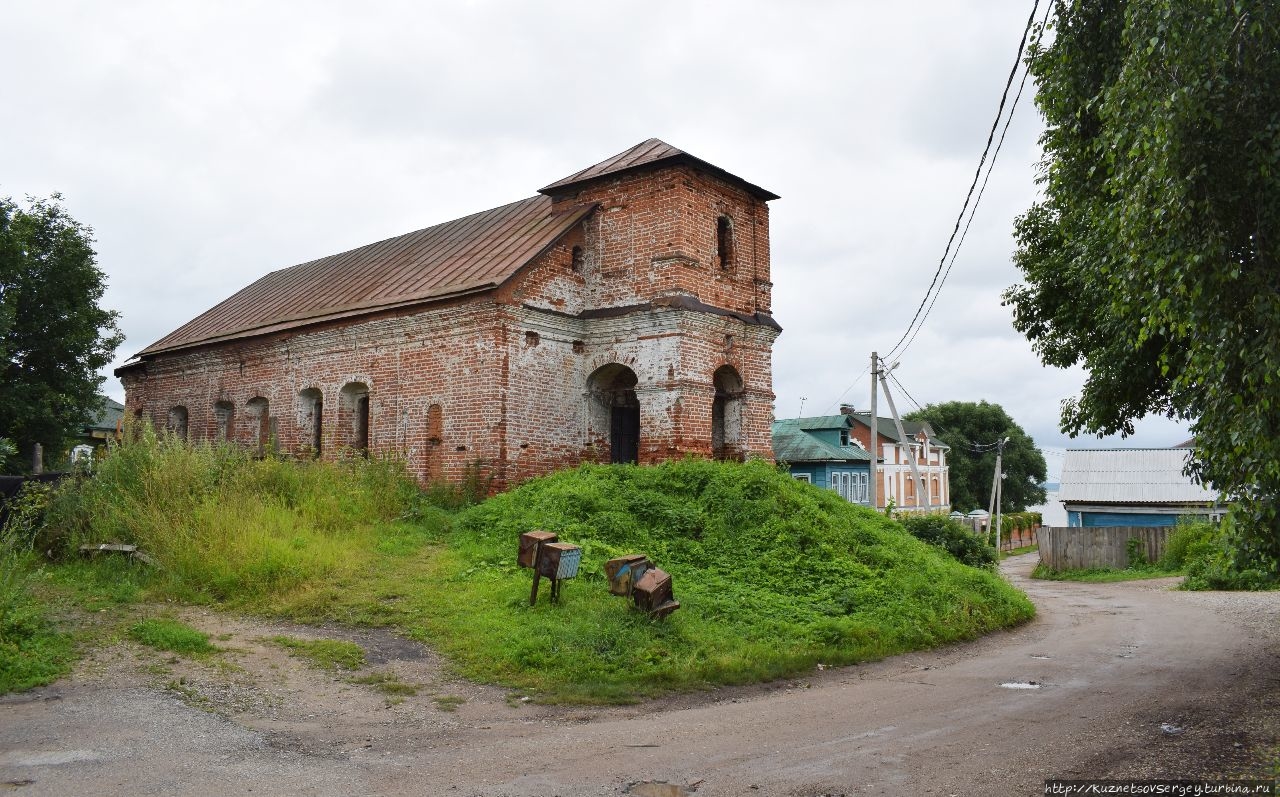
(610, 405, 639, 464)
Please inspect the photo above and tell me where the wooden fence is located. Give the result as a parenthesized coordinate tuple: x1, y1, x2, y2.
(1038, 526, 1173, 571)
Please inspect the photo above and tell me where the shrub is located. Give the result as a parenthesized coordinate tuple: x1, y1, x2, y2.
(899, 514, 998, 569)
(1182, 517, 1279, 591)
(1157, 520, 1217, 571)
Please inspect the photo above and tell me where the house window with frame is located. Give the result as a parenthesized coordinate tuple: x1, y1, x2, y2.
(792, 473, 812, 483)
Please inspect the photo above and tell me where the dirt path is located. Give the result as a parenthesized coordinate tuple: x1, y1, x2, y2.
(2, 553, 1278, 796)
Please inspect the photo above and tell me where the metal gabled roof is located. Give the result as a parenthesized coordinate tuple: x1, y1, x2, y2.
(1058, 448, 1220, 505)
(771, 419, 872, 464)
(539, 138, 780, 201)
(134, 197, 594, 357)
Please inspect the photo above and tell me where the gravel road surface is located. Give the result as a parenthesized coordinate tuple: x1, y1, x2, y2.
(2, 553, 1277, 796)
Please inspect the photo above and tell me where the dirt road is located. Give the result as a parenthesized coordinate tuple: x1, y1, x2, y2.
(2, 553, 1277, 796)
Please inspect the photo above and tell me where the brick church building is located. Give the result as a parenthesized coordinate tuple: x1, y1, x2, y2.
(117, 139, 782, 489)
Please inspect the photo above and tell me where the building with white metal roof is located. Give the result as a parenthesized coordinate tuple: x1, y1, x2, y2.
(1058, 448, 1222, 527)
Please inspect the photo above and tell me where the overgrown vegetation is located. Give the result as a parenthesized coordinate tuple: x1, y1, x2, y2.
(37, 423, 425, 602)
(4, 433, 1036, 701)
(898, 514, 997, 569)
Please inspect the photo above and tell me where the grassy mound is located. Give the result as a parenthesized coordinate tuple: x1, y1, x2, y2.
(417, 459, 1034, 702)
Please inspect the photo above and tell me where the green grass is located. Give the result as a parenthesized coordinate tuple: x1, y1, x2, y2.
(270, 636, 366, 671)
(1031, 563, 1184, 583)
(129, 617, 216, 655)
(20, 434, 1036, 703)
(402, 460, 1034, 702)
(0, 553, 75, 693)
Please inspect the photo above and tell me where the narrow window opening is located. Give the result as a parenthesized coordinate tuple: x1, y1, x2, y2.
(716, 216, 735, 270)
(525, 331, 540, 347)
(571, 245, 584, 273)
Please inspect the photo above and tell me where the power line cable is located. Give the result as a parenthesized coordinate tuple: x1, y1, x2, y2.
(892, 0, 1054, 361)
(882, 0, 1044, 362)
(820, 364, 871, 415)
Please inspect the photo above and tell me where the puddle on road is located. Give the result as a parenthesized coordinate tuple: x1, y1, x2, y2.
(1000, 682, 1042, 690)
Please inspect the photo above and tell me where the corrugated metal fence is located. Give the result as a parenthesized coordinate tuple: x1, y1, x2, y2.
(1038, 526, 1173, 570)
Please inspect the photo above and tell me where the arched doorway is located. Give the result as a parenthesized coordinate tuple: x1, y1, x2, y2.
(588, 364, 640, 465)
(712, 365, 744, 460)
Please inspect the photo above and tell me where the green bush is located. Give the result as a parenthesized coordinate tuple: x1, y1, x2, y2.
(1158, 520, 1216, 571)
(898, 514, 998, 569)
(1182, 517, 1279, 591)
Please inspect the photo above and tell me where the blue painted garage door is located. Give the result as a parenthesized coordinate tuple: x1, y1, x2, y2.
(1081, 511, 1179, 527)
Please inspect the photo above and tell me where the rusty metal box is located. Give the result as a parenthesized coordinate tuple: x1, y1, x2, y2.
(604, 554, 650, 597)
(518, 530, 558, 568)
(537, 542, 582, 580)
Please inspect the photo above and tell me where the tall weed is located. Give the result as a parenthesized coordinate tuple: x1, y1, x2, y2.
(38, 429, 422, 601)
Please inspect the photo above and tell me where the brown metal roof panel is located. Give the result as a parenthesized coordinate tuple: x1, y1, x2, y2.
(539, 138, 779, 201)
(134, 196, 594, 358)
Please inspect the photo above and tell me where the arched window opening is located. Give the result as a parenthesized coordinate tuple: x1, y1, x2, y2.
(587, 364, 640, 465)
(167, 406, 189, 441)
(247, 397, 271, 456)
(426, 403, 443, 481)
(340, 382, 371, 457)
(297, 388, 323, 458)
(711, 365, 744, 460)
(571, 245, 584, 273)
(715, 215, 735, 270)
(213, 401, 234, 442)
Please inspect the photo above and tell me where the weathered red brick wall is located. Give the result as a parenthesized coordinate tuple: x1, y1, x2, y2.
(121, 159, 779, 490)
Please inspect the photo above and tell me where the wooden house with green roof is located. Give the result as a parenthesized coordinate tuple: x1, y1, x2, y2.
(771, 415, 872, 505)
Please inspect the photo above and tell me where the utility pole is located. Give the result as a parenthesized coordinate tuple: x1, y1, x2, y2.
(878, 367, 926, 512)
(869, 352, 879, 510)
(989, 436, 1009, 550)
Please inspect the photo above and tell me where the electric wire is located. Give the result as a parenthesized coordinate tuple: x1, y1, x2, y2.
(892, 0, 1054, 361)
(881, 0, 1044, 363)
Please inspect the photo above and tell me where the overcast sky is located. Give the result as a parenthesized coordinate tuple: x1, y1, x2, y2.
(3, 1, 1191, 479)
